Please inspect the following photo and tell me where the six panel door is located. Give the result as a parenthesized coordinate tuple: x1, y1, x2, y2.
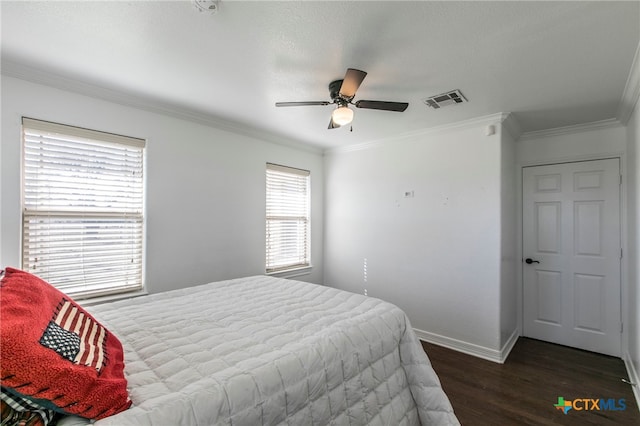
(522, 159, 621, 356)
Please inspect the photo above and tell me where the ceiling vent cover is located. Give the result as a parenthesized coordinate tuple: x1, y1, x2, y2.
(423, 90, 467, 109)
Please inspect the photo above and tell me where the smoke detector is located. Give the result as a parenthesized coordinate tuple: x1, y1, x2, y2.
(193, 0, 219, 14)
(423, 90, 467, 109)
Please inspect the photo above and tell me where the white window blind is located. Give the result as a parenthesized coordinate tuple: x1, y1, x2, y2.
(21, 118, 145, 299)
(266, 163, 310, 273)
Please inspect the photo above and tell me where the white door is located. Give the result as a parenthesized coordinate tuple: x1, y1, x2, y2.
(522, 159, 621, 357)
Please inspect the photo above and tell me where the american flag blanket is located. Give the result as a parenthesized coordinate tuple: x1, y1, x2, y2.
(39, 299, 107, 371)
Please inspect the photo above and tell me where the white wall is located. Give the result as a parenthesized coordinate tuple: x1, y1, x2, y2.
(517, 124, 627, 165)
(324, 119, 513, 358)
(500, 125, 518, 351)
(0, 77, 324, 292)
(626, 96, 640, 401)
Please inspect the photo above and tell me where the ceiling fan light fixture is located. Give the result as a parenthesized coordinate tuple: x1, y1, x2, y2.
(332, 105, 354, 126)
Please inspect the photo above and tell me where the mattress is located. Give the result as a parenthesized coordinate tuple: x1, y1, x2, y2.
(60, 275, 458, 425)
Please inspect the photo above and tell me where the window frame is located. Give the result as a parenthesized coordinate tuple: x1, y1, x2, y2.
(265, 163, 311, 274)
(20, 117, 146, 299)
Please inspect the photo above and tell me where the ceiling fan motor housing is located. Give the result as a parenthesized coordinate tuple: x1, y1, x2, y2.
(329, 80, 348, 104)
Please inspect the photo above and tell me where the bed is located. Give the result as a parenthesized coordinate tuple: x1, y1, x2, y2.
(2, 271, 459, 425)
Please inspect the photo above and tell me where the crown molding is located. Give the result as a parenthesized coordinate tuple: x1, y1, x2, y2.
(618, 40, 640, 125)
(1, 60, 323, 155)
(326, 112, 511, 155)
(518, 118, 623, 142)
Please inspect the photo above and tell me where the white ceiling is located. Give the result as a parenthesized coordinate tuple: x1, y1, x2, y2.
(1, 1, 639, 150)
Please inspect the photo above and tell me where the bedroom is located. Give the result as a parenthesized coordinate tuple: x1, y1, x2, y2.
(1, 0, 639, 424)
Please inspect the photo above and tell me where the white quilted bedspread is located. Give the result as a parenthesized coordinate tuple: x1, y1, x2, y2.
(70, 276, 458, 425)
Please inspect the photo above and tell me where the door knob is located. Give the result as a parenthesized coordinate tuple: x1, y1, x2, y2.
(525, 258, 540, 264)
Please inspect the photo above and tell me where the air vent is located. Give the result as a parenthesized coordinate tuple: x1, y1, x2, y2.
(423, 90, 467, 109)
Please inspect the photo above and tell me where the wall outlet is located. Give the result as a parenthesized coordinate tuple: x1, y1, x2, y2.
(364, 289, 368, 296)
(403, 190, 414, 198)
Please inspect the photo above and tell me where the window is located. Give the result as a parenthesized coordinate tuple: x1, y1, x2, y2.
(265, 163, 310, 273)
(21, 118, 145, 299)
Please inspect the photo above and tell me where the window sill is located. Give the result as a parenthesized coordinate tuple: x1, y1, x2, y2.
(266, 266, 313, 279)
(76, 289, 149, 307)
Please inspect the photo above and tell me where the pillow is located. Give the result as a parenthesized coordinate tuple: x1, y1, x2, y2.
(0, 267, 131, 420)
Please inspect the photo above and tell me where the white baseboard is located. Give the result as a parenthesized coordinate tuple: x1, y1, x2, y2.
(414, 327, 519, 364)
(623, 350, 640, 413)
(500, 328, 519, 363)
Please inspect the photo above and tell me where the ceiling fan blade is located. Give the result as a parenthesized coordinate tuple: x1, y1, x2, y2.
(328, 117, 341, 129)
(339, 68, 367, 98)
(355, 100, 409, 112)
(275, 101, 331, 107)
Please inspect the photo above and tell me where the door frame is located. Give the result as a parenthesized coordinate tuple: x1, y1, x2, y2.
(517, 153, 628, 357)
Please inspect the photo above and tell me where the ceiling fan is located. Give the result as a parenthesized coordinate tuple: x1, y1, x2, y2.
(275, 68, 409, 129)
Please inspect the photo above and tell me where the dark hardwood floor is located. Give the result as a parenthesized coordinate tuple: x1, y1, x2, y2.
(422, 338, 639, 425)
